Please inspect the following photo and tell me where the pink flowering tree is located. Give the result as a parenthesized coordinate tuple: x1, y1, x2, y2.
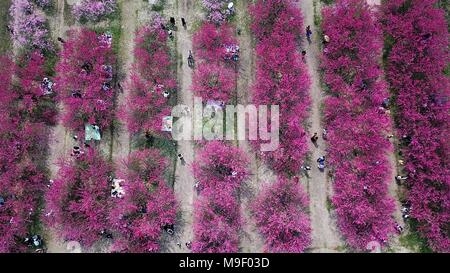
(9, 0, 53, 51)
(322, 0, 396, 250)
(250, 0, 304, 41)
(0, 123, 47, 253)
(201, 0, 234, 24)
(252, 177, 311, 252)
(0, 56, 50, 252)
(191, 142, 250, 252)
(192, 62, 236, 103)
(383, 0, 449, 252)
(250, 0, 311, 175)
(34, 0, 52, 9)
(192, 188, 241, 253)
(15, 51, 57, 125)
(110, 149, 177, 253)
(192, 141, 250, 192)
(124, 24, 176, 137)
(55, 28, 116, 136)
(45, 148, 114, 247)
(193, 23, 237, 62)
(72, 0, 117, 22)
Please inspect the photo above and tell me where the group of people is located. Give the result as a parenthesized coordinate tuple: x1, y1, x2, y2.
(41, 77, 54, 95)
(224, 44, 240, 62)
(309, 129, 328, 171)
(110, 178, 125, 198)
(301, 25, 330, 60)
(101, 64, 114, 92)
(177, 241, 192, 249)
(164, 16, 188, 40)
(22, 234, 45, 253)
(71, 145, 84, 157)
(401, 202, 412, 220)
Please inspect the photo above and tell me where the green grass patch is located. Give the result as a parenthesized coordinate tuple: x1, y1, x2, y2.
(0, 0, 12, 54)
(399, 220, 433, 253)
(151, 0, 167, 12)
(326, 197, 334, 212)
(320, 0, 334, 5)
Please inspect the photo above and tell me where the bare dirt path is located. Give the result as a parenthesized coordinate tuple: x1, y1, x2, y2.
(235, 0, 267, 253)
(299, 0, 344, 252)
(110, 0, 138, 163)
(162, 0, 197, 253)
(45, 0, 74, 253)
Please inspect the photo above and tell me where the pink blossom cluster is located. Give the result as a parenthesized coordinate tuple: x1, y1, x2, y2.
(251, 177, 311, 252)
(9, 0, 53, 51)
(55, 28, 116, 136)
(123, 24, 176, 137)
(382, 0, 449, 252)
(248, 0, 311, 252)
(201, 0, 233, 24)
(110, 149, 177, 253)
(250, 0, 311, 175)
(33, 0, 52, 8)
(0, 56, 50, 252)
(45, 148, 114, 247)
(321, 0, 396, 250)
(192, 141, 250, 252)
(192, 23, 237, 103)
(72, 0, 117, 22)
(16, 51, 58, 125)
(190, 20, 249, 252)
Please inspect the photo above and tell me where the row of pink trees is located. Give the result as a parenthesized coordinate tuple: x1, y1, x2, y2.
(382, 0, 449, 252)
(192, 142, 249, 252)
(1, 1, 57, 252)
(0, 53, 51, 252)
(45, 148, 177, 251)
(55, 28, 116, 137)
(250, 0, 311, 176)
(123, 19, 176, 138)
(45, 149, 114, 247)
(44, 28, 119, 249)
(111, 149, 177, 253)
(322, 0, 396, 250)
(113, 17, 178, 252)
(190, 16, 249, 252)
(192, 22, 237, 104)
(252, 177, 311, 252)
(248, 0, 311, 252)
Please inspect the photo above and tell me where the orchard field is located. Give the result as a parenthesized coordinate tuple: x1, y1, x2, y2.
(0, 0, 448, 254)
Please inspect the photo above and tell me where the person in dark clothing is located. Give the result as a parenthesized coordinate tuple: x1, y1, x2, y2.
(178, 153, 185, 165)
(188, 50, 195, 68)
(306, 25, 312, 44)
(181, 18, 187, 29)
(311, 132, 319, 143)
(170, 17, 176, 26)
(81, 61, 93, 73)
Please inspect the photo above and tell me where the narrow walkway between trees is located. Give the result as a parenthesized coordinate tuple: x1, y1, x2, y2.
(164, 0, 196, 253)
(300, 0, 343, 252)
(235, 0, 266, 253)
